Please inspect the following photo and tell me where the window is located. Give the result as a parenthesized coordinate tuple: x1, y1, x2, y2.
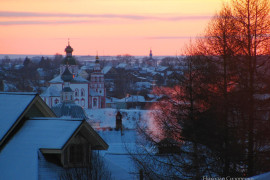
(75, 89, 79, 97)
(81, 98, 85, 107)
(69, 144, 83, 164)
(81, 89, 85, 96)
(54, 98, 59, 104)
(93, 98, 97, 107)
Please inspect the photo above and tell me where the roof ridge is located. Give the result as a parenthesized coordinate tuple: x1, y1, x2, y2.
(0, 92, 37, 95)
(30, 117, 84, 121)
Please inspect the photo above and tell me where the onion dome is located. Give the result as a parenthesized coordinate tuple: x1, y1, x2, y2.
(95, 54, 100, 64)
(61, 40, 77, 65)
(65, 41, 73, 54)
(61, 67, 73, 82)
(52, 102, 88, 119)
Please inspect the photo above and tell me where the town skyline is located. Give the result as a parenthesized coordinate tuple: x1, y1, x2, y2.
(0, 0, 229, 56)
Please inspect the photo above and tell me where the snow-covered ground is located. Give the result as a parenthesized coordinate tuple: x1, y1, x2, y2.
(84, 108, 153, 180)
(85, 108, 152, 130)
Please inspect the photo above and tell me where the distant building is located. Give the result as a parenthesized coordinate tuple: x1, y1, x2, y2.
(89, 56, 106, 108)
(51, 67, 88, 119)
(147, 49, 157, 67)
(41, 42, 106, 109)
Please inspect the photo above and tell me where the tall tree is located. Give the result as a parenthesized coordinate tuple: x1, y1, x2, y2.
(231, 0, 270, 176)
(196, 4, 242, 176)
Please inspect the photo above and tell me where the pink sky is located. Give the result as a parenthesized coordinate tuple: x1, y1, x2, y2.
(0, 0, 228, 56)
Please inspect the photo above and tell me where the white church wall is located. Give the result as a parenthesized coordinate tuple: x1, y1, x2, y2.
(70, 83, 89, 108)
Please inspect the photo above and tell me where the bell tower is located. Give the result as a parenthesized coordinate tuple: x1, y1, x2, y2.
(89, 55, 106, 108)
(60, 40, 79, 76)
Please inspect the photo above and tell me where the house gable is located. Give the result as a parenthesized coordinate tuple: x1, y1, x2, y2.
(40, 120, 108, 168)
(0, 92, 56, 149)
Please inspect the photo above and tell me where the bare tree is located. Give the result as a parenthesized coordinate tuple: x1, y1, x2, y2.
(59, 152, 112, 180)
(231, 0, 270, 176)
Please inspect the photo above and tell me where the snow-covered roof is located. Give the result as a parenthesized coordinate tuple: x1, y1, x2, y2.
(3, 81, 18, 91)
(90, 89, 103, 96)
(116, 63, 127, 69)
(102, 65, 112, 74)
(72, 75, 89, 83)
(147, 94, 157, 99)
(14, 64, 23, 70)
(0, 92, 36, 142)
(254, 94, 270, 100)
(49, 75, 89, 83)
(252, 171, 270, 180)
(135, 81, 152, 88)
(106, 97, 121, 103)
(156, 66, 168, 72)
(0, 118, 82, 180)
(120, 95, 146, 103)
(40, 85, 61, 97)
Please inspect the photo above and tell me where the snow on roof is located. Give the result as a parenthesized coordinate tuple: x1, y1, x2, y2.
(119, 95, 146, 103)
(106, 97, 121, 103)
(254, 94, 270, 100)
(156, 66, 168, 72)
(49, 75, 62, 83)
(3, 81, 18, 91)
(41, 85, 61, 97)
(135, 82, 152, 88)
(49, 75, 89, 83)
(0, 92, 36, 142)
(72, 75, 89, 83)
(102, 65, 112, 74)
(90, 89, 101, 96)
(252, 171, 270, 180)
(0, 118, 82, 180)
(116, 63, 127, 68)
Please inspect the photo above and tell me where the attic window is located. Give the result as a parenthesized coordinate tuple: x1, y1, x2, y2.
(69, 144, 83, 164)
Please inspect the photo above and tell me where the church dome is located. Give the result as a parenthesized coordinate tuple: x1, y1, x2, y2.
(61, 67, 73, 82)
(65, 44, 73, 54)
(52, 102, 88, 119)
(95, 55, 100, 64)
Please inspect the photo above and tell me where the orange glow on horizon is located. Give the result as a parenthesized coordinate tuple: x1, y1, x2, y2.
(0, 0, 227, 56)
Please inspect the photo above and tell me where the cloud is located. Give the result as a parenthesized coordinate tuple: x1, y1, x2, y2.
(0, 11, 212, 25)
(0, 11, 151, 20)
(145, 36, 195, 39)
(0, 20, 97, 25)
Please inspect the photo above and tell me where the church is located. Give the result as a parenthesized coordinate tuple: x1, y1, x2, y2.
(41, 42, 106, 109)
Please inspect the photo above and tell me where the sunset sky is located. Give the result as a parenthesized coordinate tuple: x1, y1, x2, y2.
(0, 0, 228, 56)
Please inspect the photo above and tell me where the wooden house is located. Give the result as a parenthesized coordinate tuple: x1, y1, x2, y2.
(0, 92, 108, 179)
